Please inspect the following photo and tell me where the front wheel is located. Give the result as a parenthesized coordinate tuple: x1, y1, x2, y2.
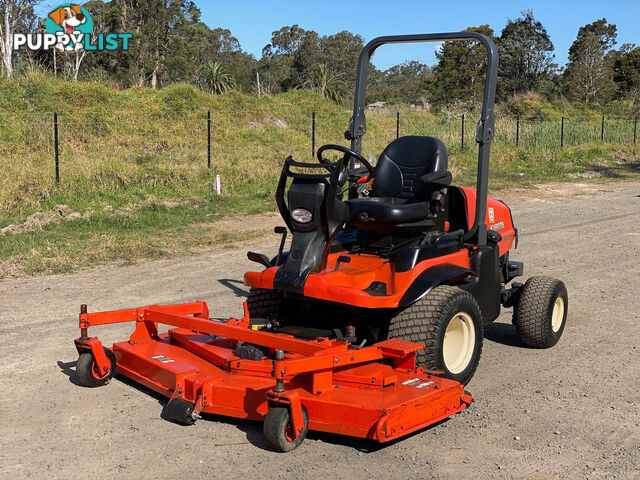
(246, 287, 282, 321)
(389, 286, 483, 385)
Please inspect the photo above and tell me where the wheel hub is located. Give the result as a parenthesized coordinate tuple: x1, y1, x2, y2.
(551, 297, 565, 333)
(443, 312, 475, 374)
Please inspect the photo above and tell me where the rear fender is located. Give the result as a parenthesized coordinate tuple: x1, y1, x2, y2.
(398, 264, 474, 309)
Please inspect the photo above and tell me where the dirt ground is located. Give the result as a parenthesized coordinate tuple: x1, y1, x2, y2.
(1, 180, 639, 480)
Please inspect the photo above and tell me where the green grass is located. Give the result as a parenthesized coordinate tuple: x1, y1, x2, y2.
(0, 73, 638, 276)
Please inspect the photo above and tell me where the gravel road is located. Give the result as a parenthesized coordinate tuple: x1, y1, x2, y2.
(1, 180, 639, 480)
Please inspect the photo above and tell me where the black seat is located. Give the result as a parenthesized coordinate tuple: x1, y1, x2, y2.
(346, 136, 450, 226)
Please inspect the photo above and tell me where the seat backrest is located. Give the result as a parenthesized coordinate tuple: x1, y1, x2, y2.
(371, 136, 449, 200)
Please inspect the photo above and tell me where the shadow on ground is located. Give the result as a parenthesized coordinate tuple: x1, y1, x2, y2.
(218, 278, 250, 298)
(484, 322, 526, 348)
(57, 359, 85, 386)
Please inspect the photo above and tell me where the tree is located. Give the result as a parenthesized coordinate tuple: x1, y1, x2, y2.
(0, 0, 42, 76)
(564, 18, 617, 103)
(432, 25, 495, 107)
(304, 62, 347, 103)
(260, 26, 363, 96)
(320, 30, 363, 88)
(104, 0, 200, 88)
(260, 25, 308, 92)
(59, 0, 110, 81)
(498, 10, 555, 97)
(613, 46, 640, 95)
(198, 61, 235, 94)
(166, 22, 256, 90)
(370, 61, 432, 104)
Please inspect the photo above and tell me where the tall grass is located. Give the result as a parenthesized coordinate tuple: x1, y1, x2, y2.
(0, 74, 638, 274)
(1, 76, 638, 217)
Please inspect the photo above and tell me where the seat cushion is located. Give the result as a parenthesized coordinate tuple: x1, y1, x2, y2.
(345, 197, 429, 224)
(372, 136, 449, 200)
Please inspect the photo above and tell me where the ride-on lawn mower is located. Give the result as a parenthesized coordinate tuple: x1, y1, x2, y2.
(73, 33, 568, 452)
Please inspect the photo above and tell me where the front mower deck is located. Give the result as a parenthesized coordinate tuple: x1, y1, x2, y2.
(74, 301, 472, 450)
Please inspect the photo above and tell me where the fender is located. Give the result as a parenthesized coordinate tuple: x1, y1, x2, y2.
(398, 263, 474, 309)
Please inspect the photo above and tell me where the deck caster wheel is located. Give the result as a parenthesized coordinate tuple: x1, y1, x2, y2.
(162, 398, 199, 425)
(76, 347, 116, 387)
(513, 276, 568, 348)
(263, 405, 309, 452)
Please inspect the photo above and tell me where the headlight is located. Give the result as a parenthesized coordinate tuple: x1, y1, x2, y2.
(291, 208, 312, 224)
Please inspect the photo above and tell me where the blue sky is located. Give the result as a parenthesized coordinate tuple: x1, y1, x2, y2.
(196, 0, 640, 69)
(40, 1, 640, 69)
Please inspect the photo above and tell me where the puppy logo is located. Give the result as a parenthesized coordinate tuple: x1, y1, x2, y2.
(14, 4, 130, 53)
(46, 4, 93, 52)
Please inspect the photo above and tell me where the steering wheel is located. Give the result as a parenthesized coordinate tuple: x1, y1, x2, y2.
(316, 144, 374, 193)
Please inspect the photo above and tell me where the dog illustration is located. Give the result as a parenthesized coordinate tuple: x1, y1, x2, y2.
(48, 5, 87, 52)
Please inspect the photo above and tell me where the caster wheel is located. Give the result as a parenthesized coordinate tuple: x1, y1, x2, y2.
(162, 398, 198, 425)
(76, 347, 116, 387)
(263, 405, 309, 452)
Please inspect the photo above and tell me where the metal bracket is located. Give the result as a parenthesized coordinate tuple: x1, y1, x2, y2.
(475, 115, 495, 144)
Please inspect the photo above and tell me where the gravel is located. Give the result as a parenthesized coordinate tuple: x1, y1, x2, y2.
(1, 180, 639, 480)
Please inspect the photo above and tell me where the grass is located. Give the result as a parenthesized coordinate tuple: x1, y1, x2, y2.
(0, 73, 639, 277)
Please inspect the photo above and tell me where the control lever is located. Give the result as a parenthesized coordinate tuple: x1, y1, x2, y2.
(433, 229, 464, 249)
(247, 251, 271, 268)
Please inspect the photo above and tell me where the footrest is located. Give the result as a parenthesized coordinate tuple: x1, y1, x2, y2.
(375, 338, 425, 357)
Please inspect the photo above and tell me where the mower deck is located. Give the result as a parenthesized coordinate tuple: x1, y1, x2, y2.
(74, 301, 472, 450)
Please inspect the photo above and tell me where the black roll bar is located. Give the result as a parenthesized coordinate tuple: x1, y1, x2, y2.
(346, 32, 498, 246)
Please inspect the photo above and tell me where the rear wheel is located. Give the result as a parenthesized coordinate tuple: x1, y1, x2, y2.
(513, 276, 568, 348)
(246, 287, 282, 321)
(389, 286, 483, 385)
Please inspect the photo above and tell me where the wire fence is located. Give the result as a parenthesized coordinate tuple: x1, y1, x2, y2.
(0, 110, 638, 186)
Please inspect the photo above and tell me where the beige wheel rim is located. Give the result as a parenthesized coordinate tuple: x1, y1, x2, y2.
(551, 296, 565, 333)
(443, 312, 476, 374)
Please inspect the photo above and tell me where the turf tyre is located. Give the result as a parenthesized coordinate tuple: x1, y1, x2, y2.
(389, 285, 483, 385)
(246, 287, 282, 321)
(513, 276, 568, 348)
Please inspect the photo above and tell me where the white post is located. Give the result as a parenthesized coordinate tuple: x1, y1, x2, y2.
(215, 174, 221, 195)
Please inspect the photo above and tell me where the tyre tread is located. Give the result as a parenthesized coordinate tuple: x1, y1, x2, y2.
(389, 286, 483, 385)
(246, 287, 282, 320)
(513, 276, 567, 348)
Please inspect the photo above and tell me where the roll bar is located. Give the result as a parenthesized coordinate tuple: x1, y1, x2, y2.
(346, 32, 498, 246)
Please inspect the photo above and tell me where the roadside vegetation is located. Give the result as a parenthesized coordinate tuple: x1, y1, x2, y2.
(0, 74, 638, 277)
(1, 3, 639, 276)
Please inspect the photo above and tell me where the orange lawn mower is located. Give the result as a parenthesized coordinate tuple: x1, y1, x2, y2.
(73, 32, 568, 452)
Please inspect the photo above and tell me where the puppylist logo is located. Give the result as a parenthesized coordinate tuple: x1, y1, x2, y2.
(13, 3, 132, 53)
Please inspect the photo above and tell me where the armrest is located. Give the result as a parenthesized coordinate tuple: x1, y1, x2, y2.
(420, 171, 452, 185)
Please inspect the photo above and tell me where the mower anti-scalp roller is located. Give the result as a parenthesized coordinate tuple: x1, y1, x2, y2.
(74, 301, 472, 451)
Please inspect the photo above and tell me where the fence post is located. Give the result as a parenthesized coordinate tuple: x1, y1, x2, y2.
(516, 115, 520, 146)
(207, 110, 211, 169)
(54, 112, 59, 184)
(601, 115, 605, 142)
(634, 116, 637, 144)
(311, 111, 316, 158)
(461, 113, 465, 151)
(560, 116, 564, 148)
(396, 111, 400, 139)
